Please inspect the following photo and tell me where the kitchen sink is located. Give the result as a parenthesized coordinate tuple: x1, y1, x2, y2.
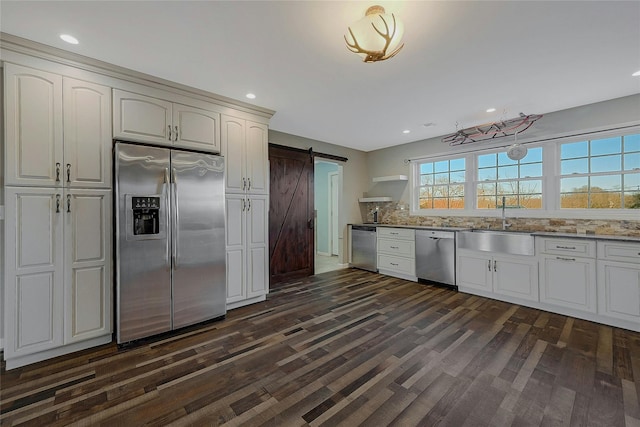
(457, 229, 535, 256)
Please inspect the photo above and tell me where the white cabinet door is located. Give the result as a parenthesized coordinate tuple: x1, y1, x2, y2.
(457, 250, 492, 292)
(225, 194, 246, 303)
(540, 255, 597, 313)
(64, 189, 112, 343)
(493, 254, 539, 302)
(173, 103, 220, 153)
(4, 187, 64, 358)
(225, 194, 268, 303)
(247, 196, 268, 298)
(246, 122, 269, 194)
(221, 116, 246, 193)
(63, 78, 112, 188)
(113, 89, 172, 146)
(597, 260, 640, 323)
(5, 63, 63, 187)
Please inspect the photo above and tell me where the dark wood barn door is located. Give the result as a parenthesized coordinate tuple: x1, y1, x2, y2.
(268, 144, 314, 285)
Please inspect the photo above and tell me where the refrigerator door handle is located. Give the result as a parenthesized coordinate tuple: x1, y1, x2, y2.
(164, 169, 171, 268)
(172, 167, 179, 269)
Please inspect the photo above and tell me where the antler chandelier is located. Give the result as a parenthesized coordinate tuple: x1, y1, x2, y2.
(344, 5, 404, 63)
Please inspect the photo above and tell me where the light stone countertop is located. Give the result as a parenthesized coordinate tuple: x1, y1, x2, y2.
(350, 224, 640, 243)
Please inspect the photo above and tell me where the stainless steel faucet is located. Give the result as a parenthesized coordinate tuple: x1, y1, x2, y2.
(501, 196, 511, 230)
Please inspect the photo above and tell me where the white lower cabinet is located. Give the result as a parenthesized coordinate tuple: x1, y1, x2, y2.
(597, 241, 640, 326)
(376, 227, 416, 281)
(225, 194, 268, 308)
(4, 187, 112, 368)
(537, 237, 597, 314)
(457, 249, 538, 301)
(539, 255, 597, 313)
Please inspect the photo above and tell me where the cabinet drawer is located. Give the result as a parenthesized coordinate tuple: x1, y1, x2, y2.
(377, 227, 415, 241)
(597, 241, 640, 264)
(377, 254, 415, 275)
(538, 237, 596, 258)
(377, 238, 415, 257)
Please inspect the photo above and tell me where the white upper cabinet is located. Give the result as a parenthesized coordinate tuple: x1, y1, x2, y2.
(63, 77, 112, 188)
(4, 64, 112, 188)
(113, 89, 172, 145)
(245, 122, 269, 194)
(113, 90, 221, 153)
(173, 103, 220, 152)
(222, 116, 268, 194)
(5, 63, 63, 187)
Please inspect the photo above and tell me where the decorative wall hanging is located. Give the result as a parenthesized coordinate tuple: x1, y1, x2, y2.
(442, 113, 543, 146)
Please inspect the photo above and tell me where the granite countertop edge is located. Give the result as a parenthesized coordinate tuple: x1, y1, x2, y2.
(349, 224, 640, 243)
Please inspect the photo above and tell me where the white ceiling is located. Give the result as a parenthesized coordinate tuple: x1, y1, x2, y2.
(2, 1, 639, 152)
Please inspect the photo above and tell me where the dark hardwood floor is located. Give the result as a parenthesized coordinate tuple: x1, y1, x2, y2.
(1, 269, 639, 426)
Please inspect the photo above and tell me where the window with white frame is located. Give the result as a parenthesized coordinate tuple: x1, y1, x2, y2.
(559, 134, 640, 209)
(476, 147, 544, 209)
(410, 129, 640, 216)
(416, 157, 466, 209)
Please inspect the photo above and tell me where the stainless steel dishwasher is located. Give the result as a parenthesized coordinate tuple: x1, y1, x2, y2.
(350, 225, 377, 272)
(415, 230, 456, 287)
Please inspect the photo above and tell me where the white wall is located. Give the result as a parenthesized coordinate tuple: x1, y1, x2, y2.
(314, 161, 339, 255)
(268, 130, 369, 264)
(366, 94, 640, 204)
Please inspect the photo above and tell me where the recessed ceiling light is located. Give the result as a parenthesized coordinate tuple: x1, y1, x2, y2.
(486, 108, 496, 113)
(402, 130, 410, 134)
(60, 34, 79, 45)
(246, 93, 256, 99)
(633, 70, 640, 77)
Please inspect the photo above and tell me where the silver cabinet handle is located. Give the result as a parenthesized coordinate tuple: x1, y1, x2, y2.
(66, 195, 71, 213)
(66, 163, 71, 183)
(247, 178, 251, 191)
(174, 125, 179, 142)
(488, 260, 491, 271)
(390, 262, 399, 266)
(168, 125, 172, 141)
(390, 246, 399, 249)
(247, 198, 251, 212)
(556, 257, 576, 262)
(55, 163, 61, 182)
(242, 178, 247, 191)
(56, 194, 61, 213)
(557, 246, 576, 250)
(493, 260, 497, 272)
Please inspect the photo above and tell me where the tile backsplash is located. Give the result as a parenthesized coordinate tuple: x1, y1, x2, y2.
(362, 202, 640, 237)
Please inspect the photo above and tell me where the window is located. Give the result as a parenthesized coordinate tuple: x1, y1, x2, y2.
(416, 157, 465, 209)
(476, 147, 543, 209)
(410, 129, 639, 217)
(560, 134, 640, 209)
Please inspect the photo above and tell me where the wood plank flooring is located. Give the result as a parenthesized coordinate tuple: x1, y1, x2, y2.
(1, 268, 639, 426)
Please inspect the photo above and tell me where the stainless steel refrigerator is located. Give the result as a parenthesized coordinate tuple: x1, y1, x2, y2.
(115, 141, 226, 344)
